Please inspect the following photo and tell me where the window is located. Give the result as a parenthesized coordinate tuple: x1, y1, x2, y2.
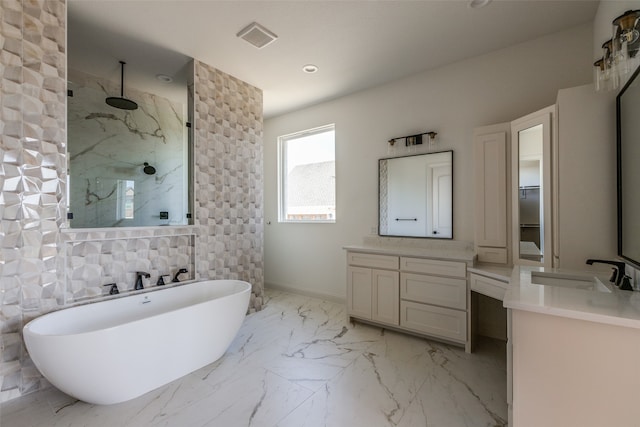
(278, 124, 336, 223)
(117, 180, 135, 220)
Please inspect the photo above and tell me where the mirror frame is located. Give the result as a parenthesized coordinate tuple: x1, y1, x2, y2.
(617, 65, 640, 267)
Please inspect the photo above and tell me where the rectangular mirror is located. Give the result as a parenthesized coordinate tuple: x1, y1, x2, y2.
(518, 124, 543, 262)
(379, 151, 453, 238)
(512, 106, 553, 267)
(67, 7, 193, 228)
(618, 65, 640, 266)
(67, 70, 190, 228)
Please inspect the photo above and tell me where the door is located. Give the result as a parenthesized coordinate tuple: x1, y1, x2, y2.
(430, 164, 452, 238)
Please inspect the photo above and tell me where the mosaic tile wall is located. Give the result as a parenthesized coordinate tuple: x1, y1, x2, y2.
(0, 0, 67, 402)
(193, 60, 264, 313)
(0, 3, 264, 403)
(61, 227, 196, 303)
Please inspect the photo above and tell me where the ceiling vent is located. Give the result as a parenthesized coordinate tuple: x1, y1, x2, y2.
(237, 22, 278, 49)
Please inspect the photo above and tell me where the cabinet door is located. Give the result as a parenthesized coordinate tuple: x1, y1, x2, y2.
(347, 266, 372, 319)
(474, 131, 508, 248)
(372, 269, 399, 325)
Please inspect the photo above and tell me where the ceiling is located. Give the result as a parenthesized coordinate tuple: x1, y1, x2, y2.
(68, 0, 599, 119)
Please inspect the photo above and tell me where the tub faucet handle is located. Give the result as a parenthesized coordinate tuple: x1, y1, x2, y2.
(172, 268, 188, 283)
(135, 272, 150, 290)
(103, 283, 119, 295)
(157, 275, 169, 286)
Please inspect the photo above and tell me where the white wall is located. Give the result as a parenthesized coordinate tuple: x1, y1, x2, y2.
(557, 84, 617, 270)
(264, 24, 593, 300)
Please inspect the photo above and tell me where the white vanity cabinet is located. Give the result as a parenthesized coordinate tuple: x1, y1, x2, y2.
(347, 250, 470, 350)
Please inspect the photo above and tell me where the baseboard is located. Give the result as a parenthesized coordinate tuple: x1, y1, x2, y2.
(265, 282, 345, 304)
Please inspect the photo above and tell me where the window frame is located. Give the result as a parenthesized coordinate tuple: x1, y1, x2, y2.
(277, 124, 336, 224)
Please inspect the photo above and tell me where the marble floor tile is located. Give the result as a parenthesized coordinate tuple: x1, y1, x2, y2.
(0, 289, 507, 427)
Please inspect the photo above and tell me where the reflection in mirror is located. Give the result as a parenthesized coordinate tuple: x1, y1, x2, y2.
(67, 70, 189, 227)
(518, 125, 543, 262)
(512, 106, 552, 267)
(67, 7, 193, 228)
(379, 151, 453, 239)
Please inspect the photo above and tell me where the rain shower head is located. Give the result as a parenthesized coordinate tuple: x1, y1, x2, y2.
(143, 162, 156, 175)
(106, 61, 138, 111)
(106, 96, 138, 110)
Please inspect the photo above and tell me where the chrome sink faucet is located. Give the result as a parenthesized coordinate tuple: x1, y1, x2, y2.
(135, 272, 150, 290)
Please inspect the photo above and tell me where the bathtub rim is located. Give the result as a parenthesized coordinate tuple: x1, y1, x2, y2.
(23, 279, 252, 338)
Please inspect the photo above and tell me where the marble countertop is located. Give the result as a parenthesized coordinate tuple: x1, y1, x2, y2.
(344, 236, 476, 263)
(343, 244, 476, 263)
(504, 265, 640, 329)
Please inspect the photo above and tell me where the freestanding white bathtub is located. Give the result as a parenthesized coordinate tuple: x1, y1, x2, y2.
(23, 279, 251, 405)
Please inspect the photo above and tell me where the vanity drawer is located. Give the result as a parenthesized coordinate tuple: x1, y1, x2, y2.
(401, 273, 466, 310)
(347, 252, 398, 270)
(400, 257, 466, 278)
(400, 300, 467, 343)
(470, 273, 508, 301)
(477, 247, 508, 264)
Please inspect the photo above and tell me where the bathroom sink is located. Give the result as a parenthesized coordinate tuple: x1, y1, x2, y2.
(530, 271, 612, 293)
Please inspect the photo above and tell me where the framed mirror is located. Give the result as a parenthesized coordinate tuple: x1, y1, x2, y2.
(67, 6, 193, 228)
(379, 151, 453, 239)
(512, 107, 553, 267)
(617, 65, 640, 267)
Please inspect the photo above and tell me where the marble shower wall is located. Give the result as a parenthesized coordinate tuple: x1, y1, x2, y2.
(193, 60, 264, 313)
(67, 69, 189, 228)
(0, 2, 264, 403)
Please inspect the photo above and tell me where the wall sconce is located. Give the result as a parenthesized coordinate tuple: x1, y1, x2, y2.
(387, 131, 437, 155)
(595, 9, 640, 92)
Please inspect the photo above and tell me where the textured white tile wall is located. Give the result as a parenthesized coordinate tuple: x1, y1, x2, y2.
(193, 60, 264, 313)
(0, 0, 67, 402)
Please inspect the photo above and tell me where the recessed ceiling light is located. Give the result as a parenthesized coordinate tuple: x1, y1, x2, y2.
(156, 74, 173, 83)
(303, 64, 318, 74)
(468, 0, 492, 8)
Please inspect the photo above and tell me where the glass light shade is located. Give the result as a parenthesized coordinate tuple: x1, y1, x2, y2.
(610, 10, 640, 88)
